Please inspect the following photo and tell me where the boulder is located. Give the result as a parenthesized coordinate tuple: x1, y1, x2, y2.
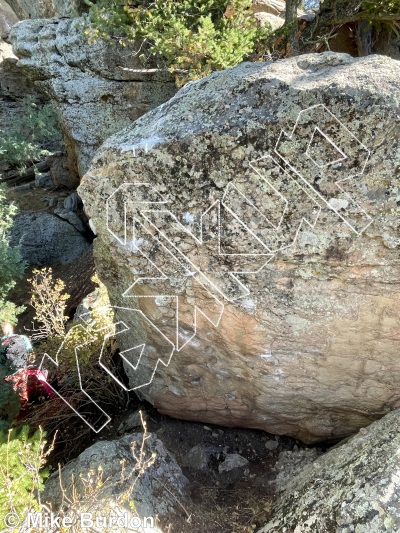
(253, 0, 286, 16)
(9, 18, 178, 176)
(43, 432, 189, 519)
(259, 409, 400, 532)
(10, 211, 90, 265)
(50, 153, 79, 189)
(78, 52, 400, 444)
(5, 0, 85, 20)
(0, 0, 18, 41)
(252, 0, 306, 18)
(0, 35, 37, 97)
(0, 35, 14, 61)
(254, 12, 285, 31)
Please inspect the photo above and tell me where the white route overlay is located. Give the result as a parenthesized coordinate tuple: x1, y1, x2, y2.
(42, 104, 373, 431)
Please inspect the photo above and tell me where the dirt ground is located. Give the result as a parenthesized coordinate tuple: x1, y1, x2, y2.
(99, 402, 304, 533)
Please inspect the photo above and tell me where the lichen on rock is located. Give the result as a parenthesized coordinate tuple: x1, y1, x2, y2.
(79, 52, 400, 444)
(259, 408, 400, 532)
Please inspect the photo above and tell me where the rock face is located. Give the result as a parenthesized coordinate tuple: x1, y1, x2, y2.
(0, 0, 18, 40)
(9, 18, 177, 177)
(0, 38, 35, 97)
(43, 432, 188, 519)
(252, 0, 307, 31)
(10, 211, 91, 265)
(253, 0, 285, 30)
(259, 409, 400, 532)
(6, 0, 85, 20)
(0, 36, 14, 60)
(79, 52, 400, 444)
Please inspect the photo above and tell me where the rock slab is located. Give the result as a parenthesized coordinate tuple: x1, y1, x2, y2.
(259, 408, 400, 532)
(43, 432, 189, 519)
(10, 211, 90, 265)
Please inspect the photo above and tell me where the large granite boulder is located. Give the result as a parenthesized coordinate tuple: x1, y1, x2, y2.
(9, 18, 177, 177)
(259, 408, 400, 532)
(252, 0, 308, 30)
(79, 52, 400, 444)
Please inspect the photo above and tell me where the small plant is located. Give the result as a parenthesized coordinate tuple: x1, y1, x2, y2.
(0, 425, 55, 530)
(25, 274, 129, 453)
(83, 0, 272, 86)
(52, 412, 156, 530)
(28, 267, 70, 340)
(0, 97, 62, 169)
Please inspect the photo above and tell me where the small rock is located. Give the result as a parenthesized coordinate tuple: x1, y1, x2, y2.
(12, 183, 33, 192)
(117, 409, 145, 434)
(183, 443, 219, 471)
(218, 453, 249, 474)
(265, 439, 279, 451)
(275, 448, 322, 493)
(46, 196, 58, 208)
(35, 171, 53, 188)
(64, 191, 81, 212)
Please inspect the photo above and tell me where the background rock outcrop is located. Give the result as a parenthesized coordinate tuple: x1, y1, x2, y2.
(252, 0, 307, 31)
(79, 52, 400, 444)
(10, 18, 177, 177)
(0, 0, 18, 40)
(10, 211, 91, 265)
(5, 0, 85, 20)
(259, 408, 400, 532)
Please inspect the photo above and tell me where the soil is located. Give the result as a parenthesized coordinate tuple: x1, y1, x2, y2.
(146, 409, 296, 533)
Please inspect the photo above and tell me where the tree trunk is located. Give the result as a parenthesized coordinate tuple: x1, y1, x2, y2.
(285, 0, 299, 51)
(285, 0, 298, 25)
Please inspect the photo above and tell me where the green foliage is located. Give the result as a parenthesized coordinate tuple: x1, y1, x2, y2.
(28, 267, 70, 340)
(0, 425, 51, 528)
(0, 185, 25, 325)
(360, 0, 400, 33)
(27, 274, 128, 435)
(39, 274, 118, 388)
(0, 97, 63, 169)
(84, 0, 271, 86)
(361, 0, 400, 18)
